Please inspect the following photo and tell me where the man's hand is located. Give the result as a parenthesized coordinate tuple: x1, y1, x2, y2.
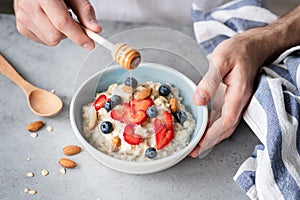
(14, 0, 102, 50)
(190, 33, 267, 157)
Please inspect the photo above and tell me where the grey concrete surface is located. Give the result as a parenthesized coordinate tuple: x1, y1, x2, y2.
(0, 14, 260, 200)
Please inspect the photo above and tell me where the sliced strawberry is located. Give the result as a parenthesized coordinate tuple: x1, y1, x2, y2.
(110, 99, 150, 125)
(153, 118, 165, 133)
(153, 111, 174, 150)
(131, 98, 153, 111)
(123, 124, 142, 145)
(93, 94, 107, 111)
(164, 111, 174, 130)
(156, 128, 174, 150)
(111, 105, 147, 125)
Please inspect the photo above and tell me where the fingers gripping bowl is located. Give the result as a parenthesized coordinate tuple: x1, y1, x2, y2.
(70, 63, 208, 174)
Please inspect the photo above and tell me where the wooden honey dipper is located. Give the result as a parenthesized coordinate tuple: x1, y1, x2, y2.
(82, 27, 141, 70)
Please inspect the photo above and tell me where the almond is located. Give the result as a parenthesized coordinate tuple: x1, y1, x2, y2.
(111, 136, 121, 152)
(136, 87, 152, 100)
(26, 121, 44, 132)
(62, 145, 82, 156)
(169, 98, 179, 113)
(59, 158, 77, 168)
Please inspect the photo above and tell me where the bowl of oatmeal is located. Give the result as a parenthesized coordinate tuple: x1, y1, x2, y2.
(70, 62, 208, 174)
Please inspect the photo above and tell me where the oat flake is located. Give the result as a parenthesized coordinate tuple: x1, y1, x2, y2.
(26, 172, 34, 177)
(47, 126, 53, 132)
(60, 168, 66, 174)
(30, 132, 38, 138)
(41, 169, 49, 176)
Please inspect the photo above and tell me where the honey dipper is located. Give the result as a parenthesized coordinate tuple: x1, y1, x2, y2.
(82, 27, 141, 70)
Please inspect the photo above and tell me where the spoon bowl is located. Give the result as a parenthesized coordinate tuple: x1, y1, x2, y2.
(28, 89, 63, 117)
(0, 54, 63, 117)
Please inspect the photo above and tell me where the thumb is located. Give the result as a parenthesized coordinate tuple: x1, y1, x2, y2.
(69, 0, 102, 33)
(193, 59, 223, 106)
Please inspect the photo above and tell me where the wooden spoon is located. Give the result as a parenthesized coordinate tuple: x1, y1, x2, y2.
(0, 54, 63, 117)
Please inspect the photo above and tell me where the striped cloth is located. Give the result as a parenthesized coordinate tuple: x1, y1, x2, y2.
(191, 0, 300, 199)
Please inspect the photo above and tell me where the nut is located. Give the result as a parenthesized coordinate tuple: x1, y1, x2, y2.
(59, 158, 77, 168)
(136, 87, 152, 100)
(169, 98, 179, 113)
(62, 145, 82, 156)
(88, 107, 98, 130)
(26, 121, 44, 132)
(111, 136, 121, 152)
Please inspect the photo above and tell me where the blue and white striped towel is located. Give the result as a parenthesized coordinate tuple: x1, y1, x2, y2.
(192, 0, 300, 199)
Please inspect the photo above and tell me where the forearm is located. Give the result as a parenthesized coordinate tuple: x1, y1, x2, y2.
(238, 5, 300, 65)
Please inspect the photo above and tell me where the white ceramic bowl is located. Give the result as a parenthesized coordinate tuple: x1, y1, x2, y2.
(70, 62, 208, 174)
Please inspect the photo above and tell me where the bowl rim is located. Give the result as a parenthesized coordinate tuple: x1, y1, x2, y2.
(70, 62, 208, 173)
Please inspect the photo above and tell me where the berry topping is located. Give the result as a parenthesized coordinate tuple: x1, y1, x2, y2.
(104, 100, 112, 111)
(93, 94, 107, 111)
(174, 110, 187, 124)
(145, 147, 157, 159)
(146, 106, 158, 118)
(111, 98, 153, 125)
(100, 121, 113, 134)
(111, 103, 147, 125)
(123, 124, 142, 145)
(110, 95, 122, 107)
(131, 98, 153, 111)
(158, 84, 171, 96)
(124, 77, 138, 89)
(153, 111, 174, 150)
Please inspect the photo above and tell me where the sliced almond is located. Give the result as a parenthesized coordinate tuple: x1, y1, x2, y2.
(111, 136, 121, 152)
(26, 121, 44, 132)
(88, 107, 98, 130)
(59, 158, 77, 168)
(169, 98, 179, 113)
(136, 87, 152, 100)
(62, 145, 82, 156)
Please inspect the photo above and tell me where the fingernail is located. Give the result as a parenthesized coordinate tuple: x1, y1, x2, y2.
(193, 91, 207, 105)
(83, 43, 93, 50)
(90, 18, 98, 25)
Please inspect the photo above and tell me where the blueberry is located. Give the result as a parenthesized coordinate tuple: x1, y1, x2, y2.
(145, 147, 157, 159)
(110, 95, 122, 107)
(100, 121, 113, 134)
(124, 77, 138, 89)
(146, 106, 158, 118)
(104, 100, 112, 111)
(159, 84, 171, 96)
(174, 110, 187, 124)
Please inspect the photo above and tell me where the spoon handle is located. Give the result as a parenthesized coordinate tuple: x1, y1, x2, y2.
(0, 54, 34, 94)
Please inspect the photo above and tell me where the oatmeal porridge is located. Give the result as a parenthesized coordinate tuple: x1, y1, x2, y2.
(82, 77, 196, 161)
